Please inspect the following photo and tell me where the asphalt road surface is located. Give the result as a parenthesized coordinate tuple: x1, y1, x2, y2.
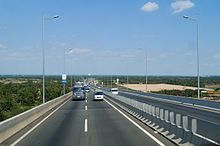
(11, 92, 175, 146)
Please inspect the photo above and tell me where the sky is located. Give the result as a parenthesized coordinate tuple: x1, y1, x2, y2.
(0, 0, 219, 76)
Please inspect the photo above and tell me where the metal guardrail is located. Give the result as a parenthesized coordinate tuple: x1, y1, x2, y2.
(0, 92, 71, 144)
(103, 91, 220, 146)
(120, 90, 220, 111)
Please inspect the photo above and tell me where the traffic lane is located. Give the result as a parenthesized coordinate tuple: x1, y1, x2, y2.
(16, 100, 87, 146)
(86, 96, 162, 146)
(119, 92, 220, 123)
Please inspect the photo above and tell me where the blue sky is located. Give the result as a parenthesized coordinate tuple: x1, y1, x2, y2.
(0, 0, 219, 76)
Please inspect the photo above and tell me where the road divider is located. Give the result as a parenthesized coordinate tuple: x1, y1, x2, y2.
(120, 90, 220, 112)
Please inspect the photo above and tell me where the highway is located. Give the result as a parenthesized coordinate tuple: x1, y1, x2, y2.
(6, 92, 175, 146)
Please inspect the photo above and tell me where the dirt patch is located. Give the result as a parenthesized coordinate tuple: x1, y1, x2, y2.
(120, 84, 197, 92)
(205, 84, 220, 89)
(0, 79, 27, 84)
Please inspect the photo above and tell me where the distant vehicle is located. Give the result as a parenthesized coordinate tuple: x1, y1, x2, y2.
(93, 90, 104, 101)
(97, 86, 101, 89)
(85, 86, 90, 92)
(111, 88, 118, 95)
(72, 86, 86, 100)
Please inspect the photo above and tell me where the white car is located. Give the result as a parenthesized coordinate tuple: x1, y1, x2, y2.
(93, 90, 104, 101)
(111, 88, 118, 95)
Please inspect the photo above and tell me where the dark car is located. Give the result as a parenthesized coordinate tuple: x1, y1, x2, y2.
(72, 87, 86, 100)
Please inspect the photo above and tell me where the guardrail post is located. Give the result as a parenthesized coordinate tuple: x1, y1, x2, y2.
(145, 105, 153, 125)
(175, 114, 184, 143)
(161, 110, 170, 136)
(168, 112, 177, 140)
(156, 108, 164, 133)
(156, 107, 160, 118)
(160, 109, 164, 120)
(192, 119, 197, 134)
(170, 112, 175, 125)
(154, 107, 161, 130)
(165, 110, 169, 122)
(183, 116, 189, 131)
(182, 116, 192, 144)
(141, 103, 148, 123)
(150, 106, 156, 127)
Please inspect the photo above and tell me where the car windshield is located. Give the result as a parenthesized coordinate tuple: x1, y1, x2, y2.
(112, 90, 118, 92)
(95, 92, 103, 95)
(73, 88, 83, 92)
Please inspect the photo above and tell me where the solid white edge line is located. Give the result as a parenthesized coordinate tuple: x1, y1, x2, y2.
(194, 133, 220, 145)
(84, 119, 88, 132)
(10, 99, 70, 146)
(104, 99, 166, 146)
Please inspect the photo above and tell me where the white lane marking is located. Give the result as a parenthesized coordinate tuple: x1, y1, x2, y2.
(85, 106, 87, 111)
(104, 99, 166, 146)
(84, 119, 88, 132)
(86, 100, 87, 103)
(10, 99, 70, 146)
(194, 133, 220, 145)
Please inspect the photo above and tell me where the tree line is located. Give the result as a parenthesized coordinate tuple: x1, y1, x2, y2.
(0, 76, 72, 122)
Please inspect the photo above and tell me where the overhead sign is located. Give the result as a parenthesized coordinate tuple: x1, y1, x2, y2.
(62, 74, 67, 81)
(116, 78, 119, 84)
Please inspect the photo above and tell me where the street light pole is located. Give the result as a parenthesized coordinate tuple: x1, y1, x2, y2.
(126, 62, 129, 91)
(63, 47, 66, 95)
(196, 20, 200, 99)
(111, 75, 112, 89)
(183, 15, 200, 99)
(145, 51, 148, 93)
(42, 15, 59, 103)
(71, 60, 73, 88)
(42, 15, 45, 104)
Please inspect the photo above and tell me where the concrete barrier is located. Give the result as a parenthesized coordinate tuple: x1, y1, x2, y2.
(0, 92, 71, 143)
(120, 90, 220, 111)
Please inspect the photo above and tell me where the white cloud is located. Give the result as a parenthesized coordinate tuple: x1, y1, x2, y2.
(159, 53, 168, 59)
(49, 41, 67, 47)
(184, 52, 192, 56)
(141, 2, 159, 12)
(120, 54, 136, 59)
(0, 43, 7, 49)
(213, 54, 220, 59)
(9, 52, 24, 58)
(171, 0, 194, 14)
(67, 48, 90, 55)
